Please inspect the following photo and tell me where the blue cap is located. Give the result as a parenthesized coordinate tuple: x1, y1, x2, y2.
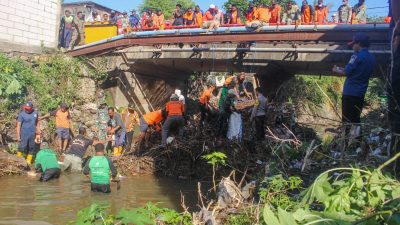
(348, 33, 369, 46)
(25, 101, 33, 107)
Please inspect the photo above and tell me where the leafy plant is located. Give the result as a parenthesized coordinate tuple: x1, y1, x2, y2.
(202, 151, 227, 192)
(259, 175, 303, 210)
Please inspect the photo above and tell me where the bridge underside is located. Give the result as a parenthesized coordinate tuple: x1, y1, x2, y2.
(72, 25, 391, 113)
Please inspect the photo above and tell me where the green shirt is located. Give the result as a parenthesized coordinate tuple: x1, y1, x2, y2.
(219, 86, 228, 110)
(84, 156, 117, 185)
(35, 148, 60, 172)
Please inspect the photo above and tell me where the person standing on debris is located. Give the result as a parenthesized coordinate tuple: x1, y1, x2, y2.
(332, 33, 375, 138)
(137, 110, 164, 151)
(62, 127, 108, 172)
(352, 0, 367, 24)
(301, 0, 314, 25)
(42, 103, 72, 152)
(388, 0, 400, 174)
(175, 89, 186, 106)
(121, 104, 139, 152)
(34, 141, 61, 182)
(315, 0, 328, 24)
(58, 10, 74, 49)
(338, 0, 352, 24)
(108, 107, 126, 157)
(269, 0, 282, 24)
(225, 89, 241, 140)
(69, 11, 85, 50)
(96, 101, 109, 141)
(83, 144, 118, 193)
(162, 94, 185, 146)
(237, 72, 253, 99)
(218, 76, 234, 111)
(16, 101, 40, 165)
(251, 87, 267, 141)
(199, 84, 216, 125)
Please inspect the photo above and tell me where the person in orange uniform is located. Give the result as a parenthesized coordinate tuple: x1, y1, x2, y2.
(194, 5, 203, 27)
(162, 94, 185, 146)
(202, 4, 216, 29)
(152, 9, 165, 30)
(256, 4, 271, 28)
(301, 0, 314, 24)
(269, 0, 282, 24)
(199, 84, 216, 125)
(42, 103, 72, 152)
(245, 3, 258, 27)
(137, 109, 164, 151)
(227, 4, 241, 25)
(315, 0, 328, 24)
(183, 7, 196, 26)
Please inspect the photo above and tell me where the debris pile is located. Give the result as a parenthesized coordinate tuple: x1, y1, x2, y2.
(0, 151, 27, 177)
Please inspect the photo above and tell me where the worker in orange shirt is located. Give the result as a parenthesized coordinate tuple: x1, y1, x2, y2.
(245, 3, 257, 27)
(202, 4, 216, 29)
(152, 9, 165, 30)
(315, 0, 328, 24)
(384, 16, 392, 23)
(227, 4, 242, 25)
(199, 84, 216, 125)
(183, 7, 196, 26)
(194, 5, 203, 27)
(137, 110, 164, 151)
(162, 94, 185, 146)
(301, 0, 314, 24)
(269, 0, 282, 24)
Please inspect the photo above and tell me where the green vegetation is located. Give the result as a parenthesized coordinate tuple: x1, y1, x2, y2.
(71, 202, 191, 225)
(202, 151, 227, 192)
(139, 0, 196, 18)
(0, 54, 107, 123)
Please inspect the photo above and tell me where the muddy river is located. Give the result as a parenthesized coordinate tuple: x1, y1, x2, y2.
(0, 174, 198, 225)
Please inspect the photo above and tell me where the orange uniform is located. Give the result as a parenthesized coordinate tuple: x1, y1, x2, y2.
(269, 5, 281, 23)
(246, 8, 257, 22)
(315, 6, 328, 24)
(301, 5, 313, 24)
(257, 7, 270, 22)
(384, 16, 392, 23)
(203, 10, 214, 21)
(152, 14, 165, 29)
(229, 10, 241, 24)
(166, 101, 184, 116)
(195, 11, 203, 26)
(53, 110, 70, 129)
(143, 110, 163, 125)
(200, 90, 212, 105)
(183, 12, 195, 25)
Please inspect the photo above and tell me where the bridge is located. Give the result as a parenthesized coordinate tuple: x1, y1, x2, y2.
(68, 24, 391, 114)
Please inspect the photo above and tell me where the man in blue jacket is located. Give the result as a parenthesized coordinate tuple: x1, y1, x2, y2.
(333, 33, 376, 138)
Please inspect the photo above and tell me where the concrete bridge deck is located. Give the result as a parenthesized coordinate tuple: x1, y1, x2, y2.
(69, 24, 392, 114)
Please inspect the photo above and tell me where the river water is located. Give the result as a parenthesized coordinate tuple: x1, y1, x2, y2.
(0, 174, 198, 225)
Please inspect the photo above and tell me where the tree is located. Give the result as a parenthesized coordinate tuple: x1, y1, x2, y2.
(139, 0, 196, 19)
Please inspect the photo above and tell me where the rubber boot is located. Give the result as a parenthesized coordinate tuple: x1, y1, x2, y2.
(17, 151, 23, 158)
(113, 147, 120, 157)
(26, 154, 33, 165)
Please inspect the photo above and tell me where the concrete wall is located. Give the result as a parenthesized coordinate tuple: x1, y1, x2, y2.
(0, 0, 61, 53)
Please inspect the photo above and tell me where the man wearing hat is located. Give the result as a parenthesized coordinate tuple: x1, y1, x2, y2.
(16, 101, 40, 165)
(42, 103, 72, 152)
(203, 4, 217, 29)
(34, 141, 61, 182)
(161, 94, 185, 146)
(121, 103, 139, 152)
(333, 33, 375, 139)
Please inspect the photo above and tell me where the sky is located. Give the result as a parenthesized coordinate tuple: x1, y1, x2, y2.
(64, 0, 388, 17)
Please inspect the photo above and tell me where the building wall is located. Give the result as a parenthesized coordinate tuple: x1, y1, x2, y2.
(0, 0, 61, 53)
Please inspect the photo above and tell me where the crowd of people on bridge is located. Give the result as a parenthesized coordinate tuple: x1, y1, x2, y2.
(59, 0, 388, 50)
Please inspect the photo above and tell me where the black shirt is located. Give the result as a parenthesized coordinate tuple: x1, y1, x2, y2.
(67, 135, 93, 158)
